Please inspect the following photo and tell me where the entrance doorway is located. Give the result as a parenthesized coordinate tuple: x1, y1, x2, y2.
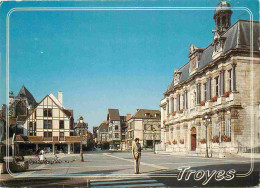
(191, 127, 196, 151)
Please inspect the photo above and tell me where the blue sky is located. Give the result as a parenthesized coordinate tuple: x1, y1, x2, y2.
(0, 0, 259, 131)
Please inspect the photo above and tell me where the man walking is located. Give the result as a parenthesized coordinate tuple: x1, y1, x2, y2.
(132, 138, 141, 174)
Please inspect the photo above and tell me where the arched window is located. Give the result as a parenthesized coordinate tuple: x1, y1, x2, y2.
(212, 120, 220, 137)
(217, 18, 220, 29)
(222, 16, 226, 26)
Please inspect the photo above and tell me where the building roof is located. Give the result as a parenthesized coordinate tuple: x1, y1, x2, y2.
(17, 115, 27, 122)
(99, 122, 108, 132)
(17, 85, 37, 107)
(214, 0, 232, 16)
(15, 135, 86, 142)
(49, 93, 64, 109)
(131, 109, 161, 119)
(166, 20, 260, 92)
(107, 109, 120, 121)
(63, 109, 73, 118)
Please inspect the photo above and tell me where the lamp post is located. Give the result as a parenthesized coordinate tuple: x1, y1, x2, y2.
(78, 116, 84, 162)
(204, 114, 211, 158)
(152, 128, 156, 154)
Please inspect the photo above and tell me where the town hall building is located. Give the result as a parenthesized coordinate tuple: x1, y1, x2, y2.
(160, 1, 260, 156)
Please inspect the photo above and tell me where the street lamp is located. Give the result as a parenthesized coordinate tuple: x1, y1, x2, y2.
(78, 116, 84, 162)
(204, 114, 211, 158)
(152, 128, 156, 154)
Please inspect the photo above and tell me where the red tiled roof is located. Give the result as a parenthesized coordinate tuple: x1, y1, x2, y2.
(15, 135, 42, 141)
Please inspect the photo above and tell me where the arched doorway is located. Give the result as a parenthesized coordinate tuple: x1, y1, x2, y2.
(191, 127, 196, 151)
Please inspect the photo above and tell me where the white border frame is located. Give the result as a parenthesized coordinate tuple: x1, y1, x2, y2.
(1, 4, 254, 179)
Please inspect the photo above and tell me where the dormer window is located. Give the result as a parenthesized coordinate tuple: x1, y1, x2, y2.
(145, 113, 150, 117)
(173, 68, 182, 85)
(212, 34, 226, 60)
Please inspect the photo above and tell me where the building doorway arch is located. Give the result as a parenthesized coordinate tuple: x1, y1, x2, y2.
(191, 127, 196, 151)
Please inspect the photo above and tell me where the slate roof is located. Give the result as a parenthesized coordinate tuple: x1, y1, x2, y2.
(166, 20, 260, 92)
(17, 85, 37, 107)
(131, 109, 161, 119)
(107, 109, 120, 121)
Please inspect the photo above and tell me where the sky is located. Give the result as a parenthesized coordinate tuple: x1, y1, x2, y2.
(0, 0, 259, 132)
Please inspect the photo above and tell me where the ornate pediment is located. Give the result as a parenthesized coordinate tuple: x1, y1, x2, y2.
(173, 68, 182, 85)
(212, 30, 226, 60)
(188, 44, 203, 76)
(188, 44, 198, 57)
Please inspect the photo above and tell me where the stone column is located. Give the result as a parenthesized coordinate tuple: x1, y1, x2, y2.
(161, 106, 164, 127)
(161, 129, 165, 150)
(52, 143, 55, 154)
(169, 97, 173, 115)
(68, 143, 71, 154)
(36, 143, 39, 151)
(166, 99, 169, 117)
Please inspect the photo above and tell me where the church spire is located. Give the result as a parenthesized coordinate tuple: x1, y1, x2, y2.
(213, 0, 232, 35)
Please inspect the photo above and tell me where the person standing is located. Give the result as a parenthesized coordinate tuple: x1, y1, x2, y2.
(39, 149, 45, 161)
(132, 138, 141, 174)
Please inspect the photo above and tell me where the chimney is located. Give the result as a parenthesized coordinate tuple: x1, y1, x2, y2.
(126, 113, 131, 121)
(58, 91, 63, 105)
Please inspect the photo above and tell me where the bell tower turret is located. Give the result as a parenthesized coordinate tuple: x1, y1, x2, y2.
(213, 0, 232, 35)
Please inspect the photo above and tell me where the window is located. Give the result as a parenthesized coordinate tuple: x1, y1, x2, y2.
(224, 118, 231, 137)
(228, 69, 232, 91)
(115, 133, 119, 138)
(59, 120, 64, 129)
(183, 91, 188, 109)
(215, 76, 219, 96)
(115, 125, 119, 130)
(196, 84, 201, 104)
(145, 113, 150, 117)
(60, 132, 64, 137)
(44, 132, 52, 137)
(43, 109, 52, 117)
(177, 94, 180, 111)
(204, 83, 207, 101)
(44, 120, 52, 129)
(212, 121, 220, 136)
(29, 122, 33, 131)
(220, 71, 225, 96)
(204, 80, 212, 101)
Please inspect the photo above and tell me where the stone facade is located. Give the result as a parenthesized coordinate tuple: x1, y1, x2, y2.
(126, 109, 161, 149)
(160, 1, 260, 155)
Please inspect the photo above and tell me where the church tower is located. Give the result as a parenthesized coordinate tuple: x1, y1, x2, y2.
(213, 0, 232, 35)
